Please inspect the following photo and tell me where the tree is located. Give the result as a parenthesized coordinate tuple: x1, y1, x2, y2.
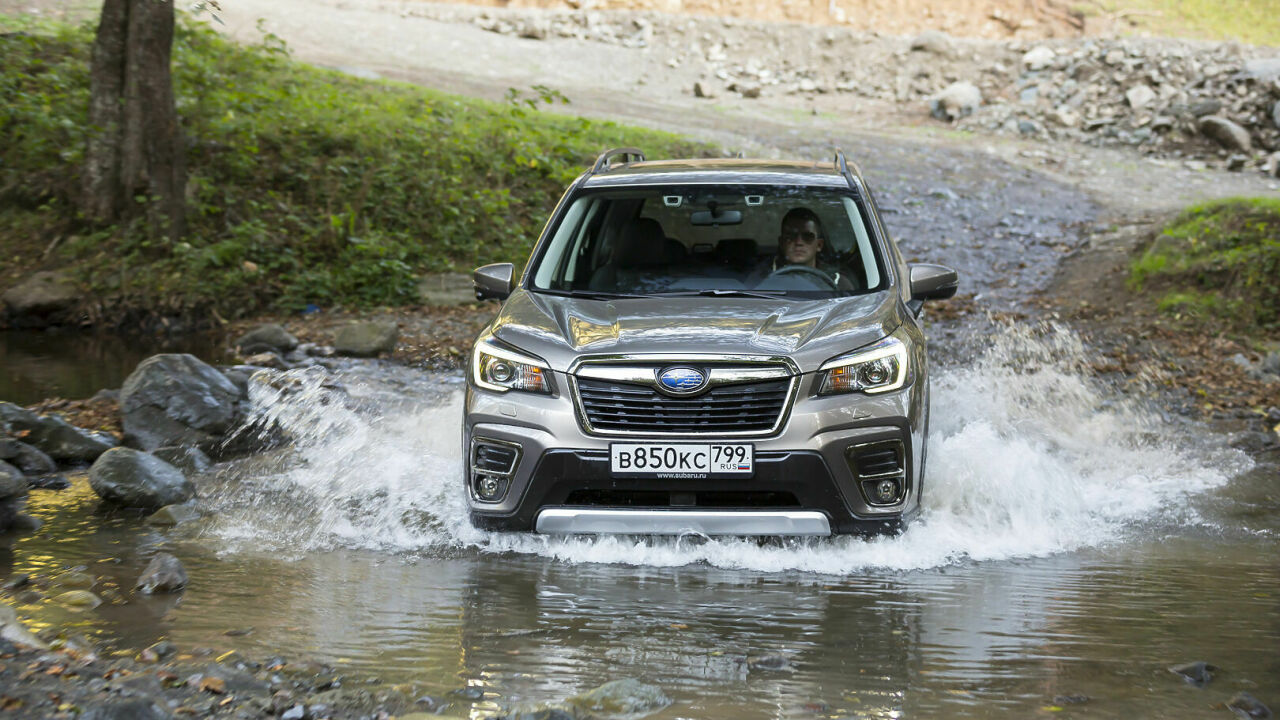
(82, 0, 185, 241)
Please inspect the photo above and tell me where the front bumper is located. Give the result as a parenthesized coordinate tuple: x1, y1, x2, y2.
(463, 368, 926, 537)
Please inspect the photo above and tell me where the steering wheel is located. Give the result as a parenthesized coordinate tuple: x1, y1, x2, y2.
(767, 264, 838, 289)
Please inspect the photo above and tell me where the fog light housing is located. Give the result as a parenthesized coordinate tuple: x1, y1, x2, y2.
(875, 479, 898, 503)
(469, 437, 521, 504)
(475, 474, 509, 501)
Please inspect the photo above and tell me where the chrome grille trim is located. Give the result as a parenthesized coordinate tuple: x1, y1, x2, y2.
(569, 355, 798, 437)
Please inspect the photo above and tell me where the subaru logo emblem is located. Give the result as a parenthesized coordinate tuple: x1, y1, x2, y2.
(657, 366, 707, 395)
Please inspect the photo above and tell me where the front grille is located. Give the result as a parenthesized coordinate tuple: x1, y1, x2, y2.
(576, 377, 790, 434)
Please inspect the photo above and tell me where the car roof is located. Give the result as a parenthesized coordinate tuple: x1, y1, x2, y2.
(581, 158, 862, 190)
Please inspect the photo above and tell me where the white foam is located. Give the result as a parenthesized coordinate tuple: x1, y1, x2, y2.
(205, 325, 1247, 573)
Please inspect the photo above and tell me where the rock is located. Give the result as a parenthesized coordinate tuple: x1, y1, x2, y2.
(0, 440, 55, 476)
(0, 602, 48, 648)
(1273, 101, 1280, 131)
(0, 401, 115, 464)
(52, 570, 96, 590)
(1168, 660, 1216, 687)
(135, 552, 188, 594)
(333, 321, 399, 357)
(910, 29, 953, 56)
(1050, 107, 1080, 127)
(0, 460, 26, 500)
(0, 271, 79, 326)
(747, 654, 791, 671)
(497, 709, 575, 720)
(1227, 692, 1273, 719)
(1242, 57, 1280, 81)
(146, 503, 202, 526)
(930, 81, 981, 121)
(235, 323, 298, 354)
(692, 81, 713, 98)
(1022, 46, 1055, 71)
(1125, 84, 1156, 109)
(80, 699, 174, 720)
(243, 351, 287, 369)
(1017, 119, 1039, 135)
(152, 445, 212, 475)
(1261, 351, 1280, 376)
(1199, 116, 1252, 152)
(1268, 152, 1280, 179)
(736, 83, 762, 99)
(10, 514, 42, 532)
(1188, 99, 1221, 118)
(569, 678, 671, 715)
(120, 354, 242, 451)
(88, 448, 194, 510)
(52, 589, 102, 608)
(1227, 154, 1248, 171)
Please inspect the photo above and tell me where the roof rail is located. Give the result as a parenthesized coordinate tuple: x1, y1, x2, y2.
(591, 147, 645, 174)
(833, 148, 857, 191)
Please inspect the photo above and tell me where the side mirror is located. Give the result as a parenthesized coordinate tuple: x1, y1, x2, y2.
(909, 263, 959, 302)
(474, 263, 514, 301)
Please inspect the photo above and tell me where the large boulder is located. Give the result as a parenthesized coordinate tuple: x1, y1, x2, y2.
(1, 271, 79, 327)
(152, 446, 212, 475)
(234, 323, 298, 354)
(334, 321, 399, 357)
(0, 461, 26, 500)
(88, 448, 194, 510)
(0, 439, 56, 476)
(120, 354, 242, 451)
(0, 461, 28, 532)
(0, 402, 115, 464)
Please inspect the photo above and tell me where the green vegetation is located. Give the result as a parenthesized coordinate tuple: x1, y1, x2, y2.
(0, 15, 708, 321)
(1078, 0, 1280, 47)
(1129, 197, 1280, 334)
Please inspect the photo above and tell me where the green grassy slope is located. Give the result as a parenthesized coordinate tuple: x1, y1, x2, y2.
(0, 16, 709, 322)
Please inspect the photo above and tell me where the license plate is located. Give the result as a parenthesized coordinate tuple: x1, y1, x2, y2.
(610, 443, 753, 478)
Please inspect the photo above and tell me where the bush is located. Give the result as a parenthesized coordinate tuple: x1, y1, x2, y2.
(1129, 197, 1280, 333)
(0, 15, 711, 321)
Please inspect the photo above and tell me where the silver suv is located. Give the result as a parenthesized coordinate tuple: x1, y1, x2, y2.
(464, 148, 958, 536)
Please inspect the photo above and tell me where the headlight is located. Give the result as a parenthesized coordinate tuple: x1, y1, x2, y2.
(471, 338, 552, 394)
(817, 334, 909, 395)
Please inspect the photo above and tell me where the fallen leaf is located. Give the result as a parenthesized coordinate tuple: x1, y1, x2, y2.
(199, 676, 226, 694)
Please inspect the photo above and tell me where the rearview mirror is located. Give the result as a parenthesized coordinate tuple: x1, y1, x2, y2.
(909, 263, 959, 301)
(474, 263, 514, 301)
(690, 209, 743, 226)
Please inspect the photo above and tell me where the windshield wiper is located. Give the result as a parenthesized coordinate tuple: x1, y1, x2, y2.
(648, 289, 788, 299)
(534, 289, 650, 300)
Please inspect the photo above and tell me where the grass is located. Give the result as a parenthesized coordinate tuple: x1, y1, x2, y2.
(1129, 197, 1280, 334)
(0, 14, 710, 323)
(1077, 0, 1280, 47)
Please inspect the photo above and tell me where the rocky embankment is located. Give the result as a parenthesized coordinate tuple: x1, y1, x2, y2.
(405, 3, 1280, 175)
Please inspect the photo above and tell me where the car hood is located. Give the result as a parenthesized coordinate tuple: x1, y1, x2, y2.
(489, 289, 904, 373)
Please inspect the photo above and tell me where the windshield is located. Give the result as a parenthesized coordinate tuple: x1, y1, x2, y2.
(528, 184, 886, 299)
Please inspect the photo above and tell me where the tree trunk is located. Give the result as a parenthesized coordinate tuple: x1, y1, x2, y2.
(83, 0, 185, 241)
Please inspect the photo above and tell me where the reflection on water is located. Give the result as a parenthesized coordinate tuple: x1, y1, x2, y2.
(0, 329, 229, 405)
(7, 481, 1280, 720)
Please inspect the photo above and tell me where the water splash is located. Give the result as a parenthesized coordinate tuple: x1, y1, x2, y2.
(202, 325, 1247, 572)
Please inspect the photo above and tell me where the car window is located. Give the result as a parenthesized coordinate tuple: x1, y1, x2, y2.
(529, 184, 887, 299)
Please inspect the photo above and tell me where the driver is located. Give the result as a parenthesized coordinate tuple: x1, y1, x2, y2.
(754, 208, 853, 289)
(778, 207, 825, 268)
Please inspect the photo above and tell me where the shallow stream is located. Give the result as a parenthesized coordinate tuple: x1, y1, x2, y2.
(6, 322, 1277, 719)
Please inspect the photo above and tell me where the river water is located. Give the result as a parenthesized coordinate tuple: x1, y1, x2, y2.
(7, 321, 1276, 719)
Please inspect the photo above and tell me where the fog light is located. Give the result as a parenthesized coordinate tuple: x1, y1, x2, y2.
(475, 474, 507, 501)
(875, 479, 899, 503)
